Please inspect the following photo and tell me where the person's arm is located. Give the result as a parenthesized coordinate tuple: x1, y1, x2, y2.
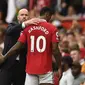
(52, 43, 61, 69)
(0, 41, 24, 64)
(6, 18, 41, 35)
(52, 42, 62, 79)
(4, 41, 24, 60)
(6, 23, 22, 35)
(52, 42, 62, 70)
(51, 25, 62, 78)
(0, 26, 27, 64)
(55, 13, 80, 21)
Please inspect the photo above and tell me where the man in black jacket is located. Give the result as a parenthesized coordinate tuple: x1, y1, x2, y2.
(0, 8, 41, 85)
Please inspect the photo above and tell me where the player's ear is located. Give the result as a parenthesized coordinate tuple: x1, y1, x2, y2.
(17, 16, 19, 21)
(17, 14, 20, 21)
(45, 12, 49, 17)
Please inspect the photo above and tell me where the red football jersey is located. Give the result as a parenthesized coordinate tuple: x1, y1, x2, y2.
(18, 22, 59, 74)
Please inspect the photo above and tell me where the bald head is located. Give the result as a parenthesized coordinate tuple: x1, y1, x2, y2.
(18, 9, 29, 15)
(17, 8, 29, 23)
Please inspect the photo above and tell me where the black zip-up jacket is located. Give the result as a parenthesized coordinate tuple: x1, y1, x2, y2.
(1, 22, 27, 70)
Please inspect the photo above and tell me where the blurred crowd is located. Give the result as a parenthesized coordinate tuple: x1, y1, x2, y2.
(1, 0, 85, 23)
(0, 0, 85, 85)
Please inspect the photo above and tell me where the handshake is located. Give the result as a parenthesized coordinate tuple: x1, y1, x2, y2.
(0, 53, 5, 64)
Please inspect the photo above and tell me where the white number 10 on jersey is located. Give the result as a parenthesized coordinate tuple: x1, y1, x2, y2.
(30, 36, 46, 53)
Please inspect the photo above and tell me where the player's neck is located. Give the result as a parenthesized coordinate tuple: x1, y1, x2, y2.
(39, 16, 46, 21)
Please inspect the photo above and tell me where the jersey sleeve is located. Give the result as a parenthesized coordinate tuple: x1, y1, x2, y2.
(52, 27, 59, 43)
(18, 31, 27, 43)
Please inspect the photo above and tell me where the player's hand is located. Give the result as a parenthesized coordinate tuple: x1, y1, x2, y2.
(24, 18, 41, 26)
(0, 53, 5, 64)
(57, 67, 62, 79)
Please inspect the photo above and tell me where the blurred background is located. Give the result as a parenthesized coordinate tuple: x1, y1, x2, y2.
(1, 1, 85, 85)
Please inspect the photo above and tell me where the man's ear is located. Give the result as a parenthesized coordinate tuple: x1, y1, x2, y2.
(17, 17, 19, 21)
(45, 12, 49, 17)
(17, 15, 19, 21)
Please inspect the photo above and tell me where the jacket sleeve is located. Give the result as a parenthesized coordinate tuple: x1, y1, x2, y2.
(6, 23, 23, 36)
